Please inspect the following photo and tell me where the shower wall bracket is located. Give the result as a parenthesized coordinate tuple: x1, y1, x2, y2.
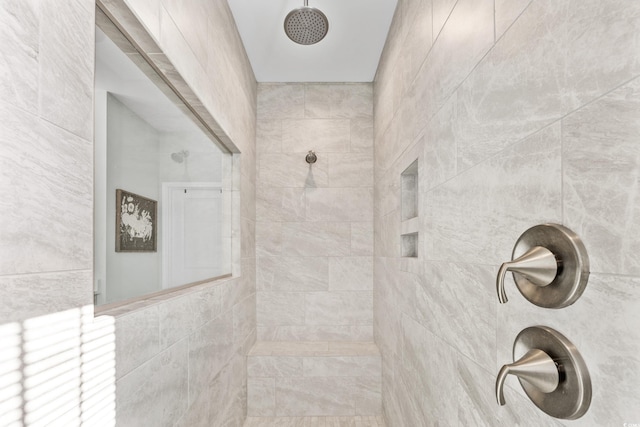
(496, 223, 589, 308)
(496, 326, 591, 420)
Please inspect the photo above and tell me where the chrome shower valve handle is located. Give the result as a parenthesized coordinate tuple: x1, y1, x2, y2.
(496, 246, 558, 304)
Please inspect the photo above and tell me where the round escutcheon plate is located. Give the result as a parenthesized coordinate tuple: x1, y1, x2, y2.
(513, 326, 591, 420)
(511, 224, 589, 308)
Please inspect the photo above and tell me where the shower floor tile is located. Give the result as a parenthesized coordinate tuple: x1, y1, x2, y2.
(244, 416, 386, 427)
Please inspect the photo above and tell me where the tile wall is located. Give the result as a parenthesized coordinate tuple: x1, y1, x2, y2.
(373, 0, 640, 425)
(0, 0, 257, 425)
(255, 83, 374, 342)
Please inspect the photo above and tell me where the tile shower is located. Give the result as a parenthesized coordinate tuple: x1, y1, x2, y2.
(2, 0, 640, 426)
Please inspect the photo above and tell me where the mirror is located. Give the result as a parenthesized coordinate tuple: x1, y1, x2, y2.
(94, 16, 232, 306)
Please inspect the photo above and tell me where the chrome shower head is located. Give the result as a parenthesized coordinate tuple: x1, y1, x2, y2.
(284, 0, 329, 45)
(171, 150, 189, 163)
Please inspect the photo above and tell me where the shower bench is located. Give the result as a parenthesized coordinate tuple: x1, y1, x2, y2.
(247, 341, 381, 417)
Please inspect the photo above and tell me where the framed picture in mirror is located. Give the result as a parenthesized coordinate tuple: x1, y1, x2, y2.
(115, 189, 157, 252)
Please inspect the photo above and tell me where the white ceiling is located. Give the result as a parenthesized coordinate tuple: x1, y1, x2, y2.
(227, 0, 398, 82)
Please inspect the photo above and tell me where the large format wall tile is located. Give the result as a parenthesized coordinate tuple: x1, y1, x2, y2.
(0, 103, 93, 275)
(0, 0, 39, 113)
(374, 1, 640, 425)
(257, 292, 305, 327)
(39, 0, 94, 140)
(304, 84, 373, 119)
(282, 119, 350, 154)
(0, 270, 91, 324)
(281, 222, 351, 257)
(563, 77, 640, 276)
(305, 188, 373, 222)
(275, 377, 356, 416)
(424, 124, 562, 266)
(305, 292, 373, 326)
(116, 340, 189, 427)
(258, 256, 329, 292)
(115, 306, 160, 379)
(455, 0, 640, 170)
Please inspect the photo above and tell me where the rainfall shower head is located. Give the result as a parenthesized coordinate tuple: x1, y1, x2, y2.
(171, 150, 189, 163)
(284, 0, 329, 45)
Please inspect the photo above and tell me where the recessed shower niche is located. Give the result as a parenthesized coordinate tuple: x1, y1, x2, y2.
(401, 159, 419, 258)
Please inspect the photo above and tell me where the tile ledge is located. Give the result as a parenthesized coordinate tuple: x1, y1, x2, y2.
(248, 341, 380, 357)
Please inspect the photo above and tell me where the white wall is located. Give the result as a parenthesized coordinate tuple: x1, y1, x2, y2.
(106, 94, 161, 303)
(374, 0, 640, 425)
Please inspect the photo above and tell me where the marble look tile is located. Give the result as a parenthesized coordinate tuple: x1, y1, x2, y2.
(305, 188, 373, 222)
(115, 306, 160, 379)
(404, 0, 433, 82)
(329, 257, 373, 291)
(494, 0, 532, 40)
(175, 383, 211, 427)
(304, 84, 373, 119)
(497, 273, 640, 425)
(248, 356, 304, 377)
(328, 342, 379, 356)
(258, 84, 305, 120)
(258, 153, 329, 188)
(282, 222, 351, 257)
(248, 378, 276, 416)
(414, 261, 496, 369)
(258, 256, 329, 292)
(421, 93, 458, 190)
(282, 119, 350, 154)
(455, 0, 640, 170)
(0, 104, 92, 275)
(432, 0, 457, 38)
(208, 351, 247, 426)
(0, 270, 91, 324)
(374, 211, 400, 258)
(257, 120, 282, 154)
(241, 217, 256, 259)
(303, 356, 380, 378)
(221, 274, 254, 312)
(0, 0, 39, 113)
(424, 124, 562, 266)
(158, 286, 221, 350)
(257, 292, 305, 327)
(563, 77, 640, 276)
(124, 0, 161, 41)
(305, 292, 373, 326)
(351, 222, 374, 256)
(328, 153, 374, 188)
(188, 314, 234, 406)
(350, 118, 374, 153)
(39, 0, 94, 140)
(354, 376, 382, 416)
(162, 0, 209, 68)
(399, 315, 460, 423)
(258, 325, 373, 342)
(233, 294, 256, 346)
(412, 0, 494, 130)
(116, 340, 188, 427)
(249, 341, 329, 356)
(256, 222, 283, 257)
(276, 377, 356, 416)
(257, 187, 306, 222)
